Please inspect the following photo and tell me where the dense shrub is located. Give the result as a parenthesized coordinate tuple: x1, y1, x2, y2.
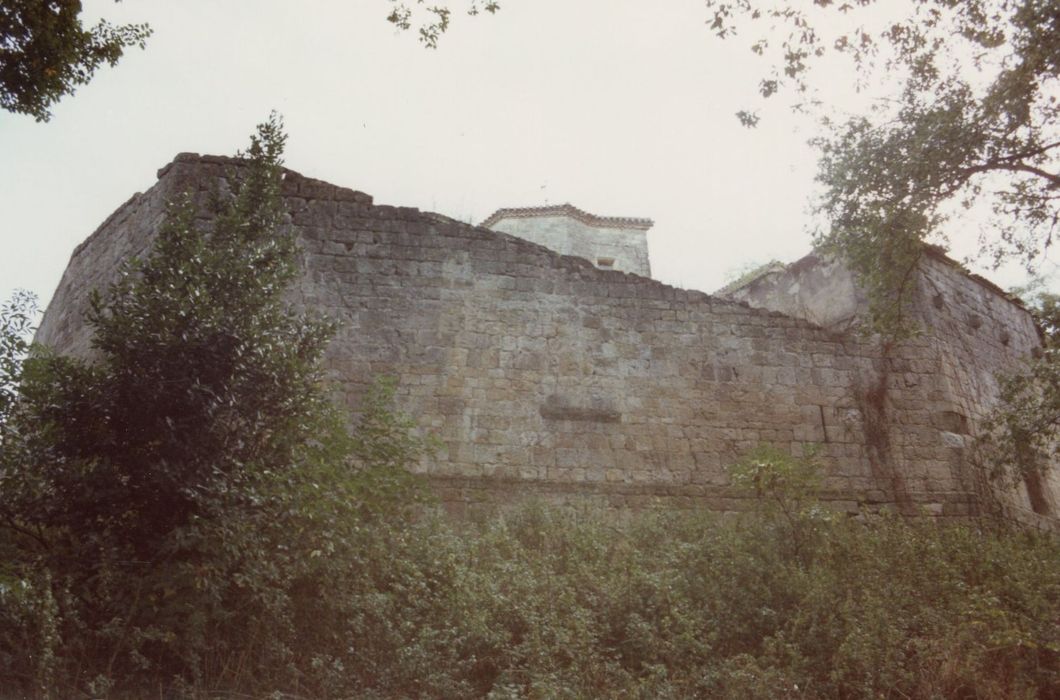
(6, 469, 1059, 698)
(370, 504, 1059, 700)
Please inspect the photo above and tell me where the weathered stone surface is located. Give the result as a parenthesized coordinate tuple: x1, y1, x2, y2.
(482, 204, 652, 277)
(36, 154, 1059, 528)
(720, 247, 1058, 525)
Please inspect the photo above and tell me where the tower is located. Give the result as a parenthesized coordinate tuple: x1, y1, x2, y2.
(481, 203, 652, 277)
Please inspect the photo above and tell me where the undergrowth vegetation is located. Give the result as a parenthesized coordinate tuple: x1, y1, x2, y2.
(4, 466, 1059, 698)
(1, 119, 1058, 698)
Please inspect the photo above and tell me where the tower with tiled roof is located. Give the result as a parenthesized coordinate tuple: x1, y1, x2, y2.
(480, 203, 652, 278)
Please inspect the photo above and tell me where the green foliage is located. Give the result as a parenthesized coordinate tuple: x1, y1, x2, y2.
(2, 104, 1056, 695)
(0, 291, 50, 693)
(0, 115, 432, 696)
(0, 0, 151, 121)
(222, 497, 1059, 699)
(0, 289, 36, 438)
(4, 365, 1060, 700)
(812, 115, 940, 338)
(982, 348, 1058, 485)
(346, 376, 435, 520)
(703, 0, 1059, 337)
(13, 112, 328, 550)
(981, 289, 1060, 492)
(730, 444, 823, 515)
(6, 112, 297, 687)
(385, 0, 500, 48)
(729, 445, 833, 565)
(1014, 277, 1060, 345)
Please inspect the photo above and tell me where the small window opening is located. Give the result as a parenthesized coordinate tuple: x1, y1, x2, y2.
(1024, 471, 1054, 517)
(597, 257, 615, 269)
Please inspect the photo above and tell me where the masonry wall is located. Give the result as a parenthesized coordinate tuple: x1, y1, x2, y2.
(722, 253, 864, 331)
(36, 175, 189, 357)
(912, 253, 1058, 523)
(721, 249, 1057, 525)
(38, 155, 1041, 522)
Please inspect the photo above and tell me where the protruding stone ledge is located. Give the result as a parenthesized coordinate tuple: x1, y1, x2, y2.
(540, 404, 622, 423)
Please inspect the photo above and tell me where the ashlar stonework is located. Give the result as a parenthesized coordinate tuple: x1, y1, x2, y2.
(481, 204, 652, 278)
(36, 154, 1060, 529)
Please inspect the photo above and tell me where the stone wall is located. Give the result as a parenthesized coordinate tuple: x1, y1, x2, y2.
(721, 248, 1057, 525)
(720, 253, 864, 330)
(36, 154, 1055, 526)
(913, 252, 1058, 523)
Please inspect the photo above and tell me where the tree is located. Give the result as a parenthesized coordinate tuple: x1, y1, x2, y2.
(700, 0, 1060, 516)
(0, 0, 151, 121)
(0, 289, 36, 435)
(0, 290, 40, 598)
(13, 112, 335, 544)
(0, 114, 347, 691)
(0, 106, 441, 694)
(385, 0, 499, 48)
(981, 286, 1059, 501)
(701, 0, 1059, 336)
(0, 0, 501, 120)
(385, 0, 1057, 333)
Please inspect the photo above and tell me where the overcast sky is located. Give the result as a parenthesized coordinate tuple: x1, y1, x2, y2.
(2, 0, 1054, 313)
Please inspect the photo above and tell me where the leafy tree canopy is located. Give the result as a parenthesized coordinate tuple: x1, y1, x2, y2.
(702, 0, 1059, 335)
(0, 0, 151, 121)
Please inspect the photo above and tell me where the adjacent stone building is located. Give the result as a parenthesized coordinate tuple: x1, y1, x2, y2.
(481, 204, 652, 277)
(36, 154, 1059, 528)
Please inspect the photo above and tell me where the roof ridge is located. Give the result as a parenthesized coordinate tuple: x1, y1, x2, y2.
(713, 260, 788, 297)
(480, 203, 653, 231)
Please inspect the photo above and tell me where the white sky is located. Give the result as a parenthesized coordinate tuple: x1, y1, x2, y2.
(1, 0, 1054, 312)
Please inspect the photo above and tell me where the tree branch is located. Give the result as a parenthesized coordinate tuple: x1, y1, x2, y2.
(993, 140, 1060, 164)
(1003, 163, 1060, 188)
(0, 514, 50, 550)
(959, 161, 1060, 189)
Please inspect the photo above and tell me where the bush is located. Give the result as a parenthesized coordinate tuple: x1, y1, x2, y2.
(0, 117, 430, 697)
